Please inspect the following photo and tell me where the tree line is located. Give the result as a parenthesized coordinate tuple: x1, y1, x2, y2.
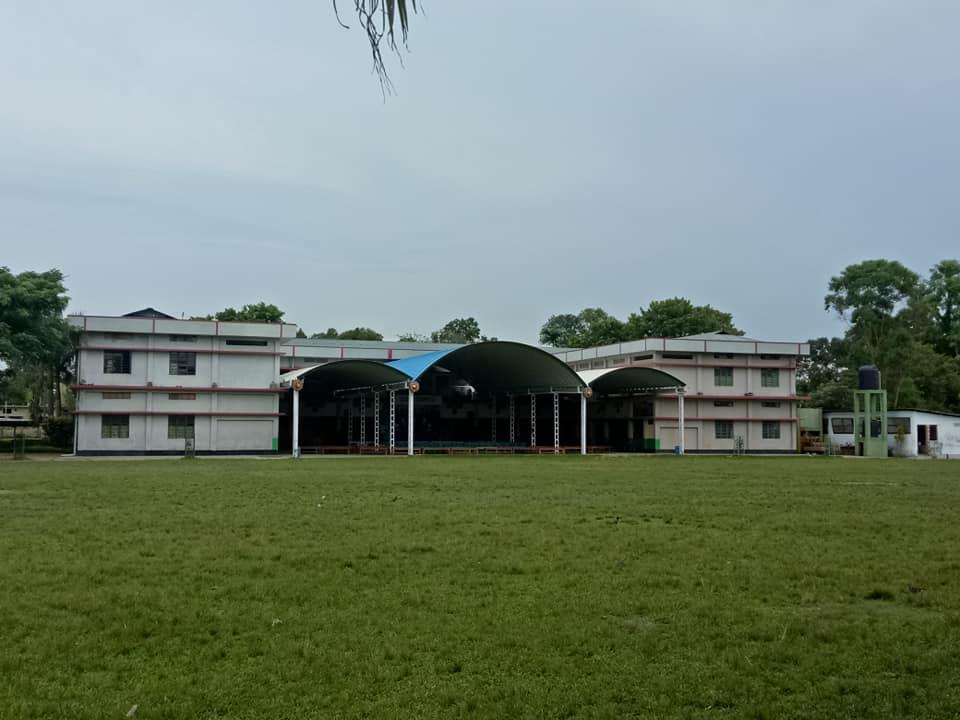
(800, 259, 960, 412)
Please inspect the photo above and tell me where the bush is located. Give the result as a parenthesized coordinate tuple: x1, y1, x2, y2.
(43, 416, 74, 450)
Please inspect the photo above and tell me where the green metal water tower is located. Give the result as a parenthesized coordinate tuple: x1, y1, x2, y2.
(853, 366, 887, 458)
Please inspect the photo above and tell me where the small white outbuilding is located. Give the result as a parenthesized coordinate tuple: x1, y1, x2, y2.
(824, 408, 960, 458)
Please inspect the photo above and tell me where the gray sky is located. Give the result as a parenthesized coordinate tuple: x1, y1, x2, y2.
(2, 1, 958, 343)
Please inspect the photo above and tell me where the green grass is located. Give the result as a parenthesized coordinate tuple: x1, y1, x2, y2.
(2, 456, 960, 719)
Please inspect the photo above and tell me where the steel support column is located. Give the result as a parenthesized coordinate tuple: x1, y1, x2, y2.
(530, 393, 536, 448)
(347, 399, 354, 446)
(553, 392, 560, 454)
(389, 390, 396, 455)
(509, 396, 515, 444)
(491, 396, 497, 443)
(373, 392, 380, 450)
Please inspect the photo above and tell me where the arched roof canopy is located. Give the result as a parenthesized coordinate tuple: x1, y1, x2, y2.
(388, 341, 584, 395)
(280, 360, 411, 395)
(579, 367, 685, 396)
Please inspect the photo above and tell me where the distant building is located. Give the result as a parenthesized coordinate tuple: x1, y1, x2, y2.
(824, 408, 960, 458)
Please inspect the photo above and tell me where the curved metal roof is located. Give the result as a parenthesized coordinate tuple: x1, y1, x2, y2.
(281, 359, 410, 393)
(281, 346, 682, 397)
(388, 341, 584, 394)
(579, 366, 685, 394)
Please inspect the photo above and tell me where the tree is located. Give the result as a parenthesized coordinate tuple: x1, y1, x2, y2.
(397, 332, 429, 342)
(825, 260, 924, 407)
(539, 308, 625, 348)
(218, 303, 284, 322)
(825, 259, 921, 325)
(0, 267, 73, 420)
(337, 327, 384, 341)
(335, 0, 419, 90)
(623, 298, 743, 339)
(432, 318, 482, 344)
(576, 308, 626, 347)
(0, 267, 70, 365)
(927, 259, 960, 358)
(797, 337, 856, 410)
(539, 314, 585, 347)
(295, 329, 307, 339)
(311, 328, 340, 339)
(195, 303, 285, 322)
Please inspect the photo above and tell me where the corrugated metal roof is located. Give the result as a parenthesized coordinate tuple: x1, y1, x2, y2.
(579, 367, 685, 393)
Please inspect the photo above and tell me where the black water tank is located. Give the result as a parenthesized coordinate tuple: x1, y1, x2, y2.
(858, 365, 881, 390)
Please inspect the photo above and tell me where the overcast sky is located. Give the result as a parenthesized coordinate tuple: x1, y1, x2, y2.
(2, 2, 957, 343)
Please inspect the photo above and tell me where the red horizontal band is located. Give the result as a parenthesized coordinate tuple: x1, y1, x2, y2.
(660, 394, 810, 401)
(72, 384, 282, 394)
(655, 416, 798, 423)
(79, 345, 281, 357)
(615, 361, 798, 370)
(74, 411, 281, 417)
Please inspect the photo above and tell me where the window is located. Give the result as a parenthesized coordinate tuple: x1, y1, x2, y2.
(632, 354, 652, 362)
(887, 417, 911, 435)
(832, 417, 854, 434)
(663, 352, 694, 360)
(169, 352, 197, 375)
(101, 415, 130, 439)
(170, 334, 197, 342)
(168, 415, 195, 439)
(760, 354, 781, 360)
(168, 393, 197, 401)
(929, 425, 938, 441)
(225, 339, 268, 347)
(762, 421, 781, 439)
(103, 351, 131, 374)
(102, 392, 131, 400)
(714, 367, 733, 387)
(715, 420, 733, 439)
(761, 401, 781, 408)
(761, 368, 780, 387)
(713, 401, 734, 407)
(713, 353, 735, 359)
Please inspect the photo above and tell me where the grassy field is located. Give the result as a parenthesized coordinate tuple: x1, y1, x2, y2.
(2, 456, 960, 719)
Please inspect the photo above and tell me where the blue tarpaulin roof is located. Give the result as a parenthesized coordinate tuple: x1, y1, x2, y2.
(386, 348, 458, 380)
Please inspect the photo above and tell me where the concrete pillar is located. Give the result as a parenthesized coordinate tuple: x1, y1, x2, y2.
(580, 392, 588, 455)
(291, 379, 303, 457)
(407, 387, 415, 456)
(678, 389, 686, 455)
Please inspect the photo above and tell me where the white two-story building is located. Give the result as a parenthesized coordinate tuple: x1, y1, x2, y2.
(69, 313, 809, 455)
(553, 332, 810, 453)
(69, 308, 299, 455)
